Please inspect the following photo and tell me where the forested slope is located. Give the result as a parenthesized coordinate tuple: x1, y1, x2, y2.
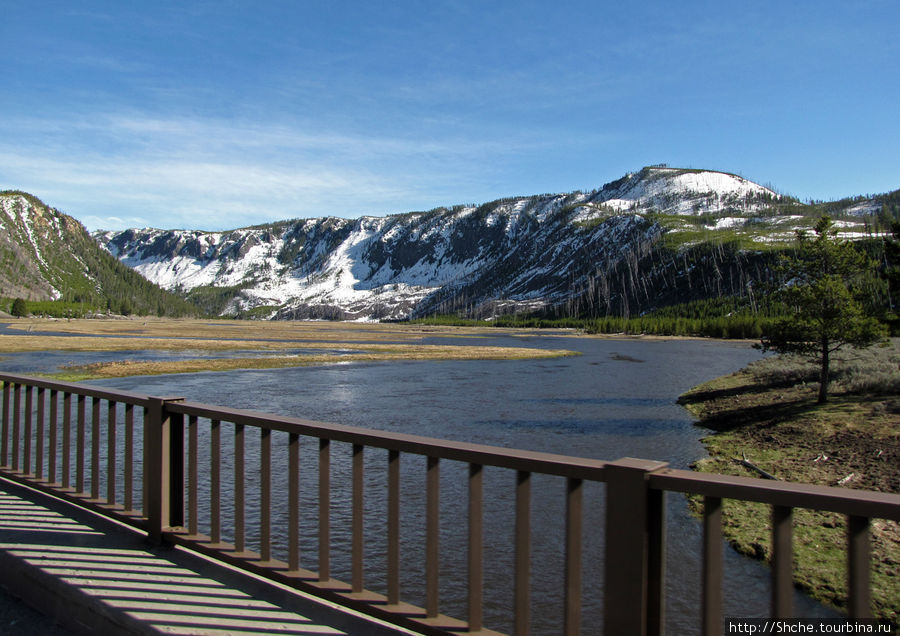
(0, 191, 196, 316)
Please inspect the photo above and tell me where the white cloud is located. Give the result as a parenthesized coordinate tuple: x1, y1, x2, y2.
(1, 109, 590, 231)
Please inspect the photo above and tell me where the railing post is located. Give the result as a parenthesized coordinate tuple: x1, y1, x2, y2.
(604, 457, 669, 636)
(145, 396, 184, 545)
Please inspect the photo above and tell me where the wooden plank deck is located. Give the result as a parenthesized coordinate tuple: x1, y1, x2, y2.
(0, 477, 420, 635)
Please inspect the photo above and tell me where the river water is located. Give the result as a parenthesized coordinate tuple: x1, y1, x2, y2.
(2, 333, 838, 634)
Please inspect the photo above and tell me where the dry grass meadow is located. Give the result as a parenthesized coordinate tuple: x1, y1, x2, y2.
(0, 318, 578, 379)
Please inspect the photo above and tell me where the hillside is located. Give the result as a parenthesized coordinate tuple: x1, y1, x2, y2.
(93, 166, 898, 321)
(0, 191, 196, 317)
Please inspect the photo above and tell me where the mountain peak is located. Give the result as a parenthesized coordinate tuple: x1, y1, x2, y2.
(594, 166, 779, 216)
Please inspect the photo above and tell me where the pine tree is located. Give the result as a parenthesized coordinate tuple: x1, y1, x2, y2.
(759, 217, 887, 403)
(10, 298, 27, 317)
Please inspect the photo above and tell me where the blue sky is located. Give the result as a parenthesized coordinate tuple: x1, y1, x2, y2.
(1, 1, 898, 231)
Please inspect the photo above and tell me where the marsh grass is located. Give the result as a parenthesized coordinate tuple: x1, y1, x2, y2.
(53, 345, 576, 380)
(0, 317, 527, 344)
(0, 318, 577, 379)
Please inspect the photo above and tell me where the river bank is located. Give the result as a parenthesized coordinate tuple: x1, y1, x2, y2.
(678, 341, 900, 623)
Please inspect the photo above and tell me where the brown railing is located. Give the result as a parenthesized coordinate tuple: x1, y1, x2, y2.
(0, 372, 897, 635)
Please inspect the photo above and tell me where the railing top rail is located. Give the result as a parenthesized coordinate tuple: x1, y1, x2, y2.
(652, 468, 900, 521)
(170, 399, 610, 479)
(3, 372, 898, 520)
(0, 373, 153, 407)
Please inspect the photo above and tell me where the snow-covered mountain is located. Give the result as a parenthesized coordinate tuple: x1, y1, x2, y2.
(92, 166, 887, 320)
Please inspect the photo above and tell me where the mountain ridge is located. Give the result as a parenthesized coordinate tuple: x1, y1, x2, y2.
(2, 166, 895, 321)
(91, 166, 896, 321)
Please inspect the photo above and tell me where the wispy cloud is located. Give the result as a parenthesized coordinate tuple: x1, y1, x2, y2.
(1, 148, 398, 229)
(1, 110, 602, 231)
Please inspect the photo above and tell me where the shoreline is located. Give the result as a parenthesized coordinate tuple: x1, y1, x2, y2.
(679, 352, 899, 624)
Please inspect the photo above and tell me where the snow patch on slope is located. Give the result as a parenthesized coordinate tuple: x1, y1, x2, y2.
(598, 167, 777, 216)
(2, 195, 61, 299)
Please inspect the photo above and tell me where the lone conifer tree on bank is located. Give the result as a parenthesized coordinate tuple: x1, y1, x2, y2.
(759, 216, 887, 403)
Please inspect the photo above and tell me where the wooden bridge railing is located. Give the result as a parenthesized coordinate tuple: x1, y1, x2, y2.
(0, 373, 897, 635)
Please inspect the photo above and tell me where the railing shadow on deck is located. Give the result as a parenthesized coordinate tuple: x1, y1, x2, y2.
(0, 373, 897, 636)
(0, 479, 408, 635)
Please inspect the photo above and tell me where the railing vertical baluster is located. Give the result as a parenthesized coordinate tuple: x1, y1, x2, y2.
(702, 496, 723, 636)
(76, 394, 85, 493)
(107, 401, 117, 504)
(210, 419, 221, 543)
(847, 515, 871, 618)
(169, 412, 184, 528)
(11, 384, 20, 471)
(514, 470, 531, 636)
(1, 382, 9, 466)
(387, 449, 400, 605)
(772, 506, 793, 618)
(234, 422, 245, 552)
(142, 406, 149, 515)
(647, 488, 667, 636)
(468, 463, 484, 632)
(188, 415, 198, 535)
(124, 404, 134, 511)
(426, 455, 440, 618)
(318, 437, 330, 582)
(260, 427, 271, 562)
(352, 443, 364, 593)
(564, 477, 583, 636)
(36, 387, 44, 479)
(23, 385, 32, 474)
(62, 393, 71, 489)
(91, 397, 101, 499)
(288, 432, 300, 570)
(48, 390, 58, 484)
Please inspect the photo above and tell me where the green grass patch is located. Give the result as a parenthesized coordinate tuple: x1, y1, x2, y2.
(680, 341, 900, 623)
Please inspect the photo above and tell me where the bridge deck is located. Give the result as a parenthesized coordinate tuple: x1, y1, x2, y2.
(0, 477, 418, 636)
